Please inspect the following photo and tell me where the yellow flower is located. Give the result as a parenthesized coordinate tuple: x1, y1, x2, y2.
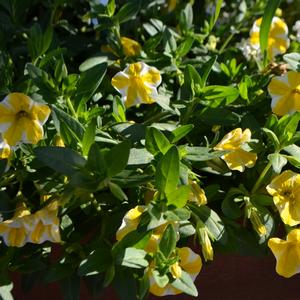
(0, 93, 51, 146)
(214, 128, 257, 172)
(268, 71, 300, 116)
(0, 138, 11, 160)
(120, 37, 141, 57)
(197, 223, 214, 261)
(149, 247, 202, 296)
(268, 229, 300, 278)
(266, 170, 300, 226)
(188, 180, 207, 206)
(0, 203, 32, 247)
(116, 205, 178, 253)
(116, 206, 146, 241)
(111, 62, 161, 108)
(249, 17, 290, 59)
(28, 205, 61, 244)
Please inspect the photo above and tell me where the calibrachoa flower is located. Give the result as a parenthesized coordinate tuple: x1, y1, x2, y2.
(116, 205, 145, 241)
(214, 128, 257, 172)
(0, 201, 61, 247)
(148, 247, 202, 296)
(197, 224, 214, 261)
(0, 203, 32, 247)
(0, 138, 11, 160)
(111, 62, 162, 108)
(28, 202, 61, 244)
(0, 93, 51, 146)
(120, 37, 142, 57)
(116, 205, 178, 253)
(249, 17, 290, 59)
(266, 170, 300, 226)
(268, 229, 300, 278)
(188, 180, 207, 206)
(268, 71, 300, 116)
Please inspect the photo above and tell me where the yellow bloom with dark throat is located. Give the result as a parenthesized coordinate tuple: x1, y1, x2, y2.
(214, 128, 257, 172)
(249, 17, 289, 59)
(0, 93, 51, 146)
(268, 229, 300, 278)
(266, 170, 300, 226)
(268, 71, 300, 116)
(111, 62, 161, 108)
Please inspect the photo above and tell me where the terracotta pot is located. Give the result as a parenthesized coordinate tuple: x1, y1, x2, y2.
(12, 254, 300, 300)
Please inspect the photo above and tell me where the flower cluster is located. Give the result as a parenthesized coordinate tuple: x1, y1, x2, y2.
(0, 201, 61, 247)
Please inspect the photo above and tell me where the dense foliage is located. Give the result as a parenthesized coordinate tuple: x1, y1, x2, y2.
(0, 0, 300, 299)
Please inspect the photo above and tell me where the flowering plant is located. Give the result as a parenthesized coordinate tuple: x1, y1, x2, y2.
(0, 0, 300, 299)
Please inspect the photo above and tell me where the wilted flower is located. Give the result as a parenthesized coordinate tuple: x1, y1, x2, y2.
(148, 247, 202, 296)
(120, 37, 141, 57)
(111, 62, 161, 108)
(266, 170, 300, 226)
(0, 93, 51, 146)
(214, 128, 257, 172)
(292, 20, 300, 42)
(268, 71, 300, 116)
(268, 229, 300, 278)
(249, 17, 290, 59)
(188, 180, 207, 206)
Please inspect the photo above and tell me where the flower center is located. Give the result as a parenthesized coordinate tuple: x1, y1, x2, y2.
(16, 110, 30, 119)
(292, 86, 300, 94)
(283, 189, 295, 202)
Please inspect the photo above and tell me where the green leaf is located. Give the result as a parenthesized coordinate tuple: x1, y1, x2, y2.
(75, 63, 107, 110)
(166, 185, 191, 208)
(115, 2, 139, 24)
(221, 189, 243, 219)
(268, 153, 287, 173)
(176, 37, 194, 58)
(52, 105, 85, 141)
(117, 247, 148, 269)
(209, 0, 223, 31)
(87, 143, 107, 177)
(262, 128, 280, 150)
(128, 148, 153, 165)
(191, 205, 227, 244)
(107, 0, 116, 16)
(200, 56, 217, 88)
(199, 107, 240, 126)
(108, 181, 128, 201)
(79, 56, 109, 72)
(35, 146, 86, 176)
(145, 127, 171, 156)
(203, 85, 239, 106)
(259, 0, 281, 60)
(78, 246, 112, 276)
(106, 140, 131, 177)
(170, 124, 194, 143)
(159, 224, 177, 258)
(171, 271, 198, 297)
(82, 119, 96, 156)
(184, 146, 226, 161)
(182, 65, 202, 99)
(155, 146, 180, 196)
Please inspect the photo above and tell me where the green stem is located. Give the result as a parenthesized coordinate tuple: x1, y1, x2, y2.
(143, 111, 170, 125)
(66, 96, 78, 119)
(251, 160, 272, 194)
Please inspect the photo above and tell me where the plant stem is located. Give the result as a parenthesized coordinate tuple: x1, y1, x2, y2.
(66, 96, 78, 119)
(251, 160, 272, 194)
